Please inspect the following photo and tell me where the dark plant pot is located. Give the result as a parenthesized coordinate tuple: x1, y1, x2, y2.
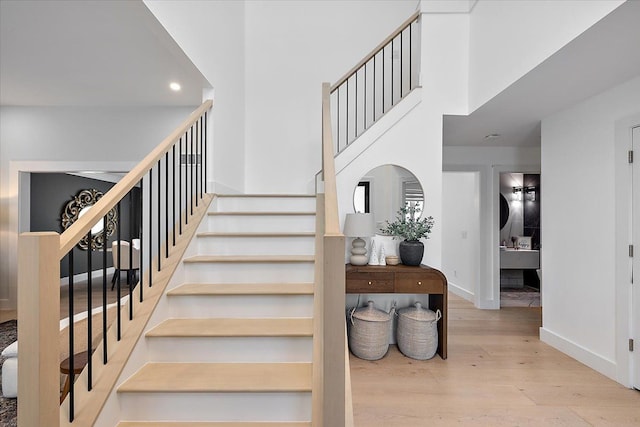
(399, 240, 424, 266)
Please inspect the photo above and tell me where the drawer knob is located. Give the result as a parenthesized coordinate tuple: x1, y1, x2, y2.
(368, 281, 372, 285)
(417, 281, 422, 285)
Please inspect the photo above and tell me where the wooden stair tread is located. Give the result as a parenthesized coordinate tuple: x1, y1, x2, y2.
(118, 423, 311, 427)
(118, 363, 313, 392)
(198, 232, 315, 237)
(147, 318, 313, 337)
(184, 255, 315, 263)
(208, 211, 315, 216)
(168, 283, 314, 295)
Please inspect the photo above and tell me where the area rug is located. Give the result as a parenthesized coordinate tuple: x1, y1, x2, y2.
(0, 320, 17, 427)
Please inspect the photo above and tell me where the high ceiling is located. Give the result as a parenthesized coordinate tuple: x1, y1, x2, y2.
(1, 1, 638, 145)
(444, 0, 640, 147)
(0, 0, 210, 106)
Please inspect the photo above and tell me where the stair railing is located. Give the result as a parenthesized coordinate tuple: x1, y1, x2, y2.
(330, 11, 420, 153)
(17, 99, 212, 427)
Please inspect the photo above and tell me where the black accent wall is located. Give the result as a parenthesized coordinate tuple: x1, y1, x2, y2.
(30, 173, 141, 278)
(523, 173, 541, 288)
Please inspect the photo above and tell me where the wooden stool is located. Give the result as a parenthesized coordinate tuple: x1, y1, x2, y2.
(60, 351, 89, 403)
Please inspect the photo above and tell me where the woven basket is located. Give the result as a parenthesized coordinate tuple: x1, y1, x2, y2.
(397, 302, 441, 360)
(348, 301, 393, 360)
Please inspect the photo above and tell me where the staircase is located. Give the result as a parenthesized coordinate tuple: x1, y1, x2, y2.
(114, 194, 317, 425)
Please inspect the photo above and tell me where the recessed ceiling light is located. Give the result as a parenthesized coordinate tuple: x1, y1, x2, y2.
(484, 133, 501, 140)
(169, 82, 181, 92)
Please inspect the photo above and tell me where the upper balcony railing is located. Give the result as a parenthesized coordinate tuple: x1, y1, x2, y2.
(330, 11, 420, 153)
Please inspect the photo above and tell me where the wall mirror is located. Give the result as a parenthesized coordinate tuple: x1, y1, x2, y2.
(353, 164, 424, 231)
(61, 189, 117, 250)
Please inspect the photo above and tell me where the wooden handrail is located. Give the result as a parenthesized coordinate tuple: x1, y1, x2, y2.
(330, 11, 420, 92)
(59, 100, 213, 256)
(321, 83, 340, 235)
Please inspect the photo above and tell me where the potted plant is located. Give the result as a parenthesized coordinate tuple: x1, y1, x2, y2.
(381, 203, 435, 266)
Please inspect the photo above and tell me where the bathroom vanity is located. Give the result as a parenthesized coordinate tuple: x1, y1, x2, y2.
(500, 248, 540, 288)
(500, 248, 540, 269)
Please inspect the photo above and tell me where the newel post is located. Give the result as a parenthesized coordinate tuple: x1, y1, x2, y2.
(18, 232, 60, 427)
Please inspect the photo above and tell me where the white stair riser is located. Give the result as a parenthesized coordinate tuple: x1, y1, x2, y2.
(212, 197, 316, 212)
(118, 392, 311, 422)
(146, 337, 313, 363)
(207, 215, 315, 233)
(184, 263, 315, 283)
(168, 294, 314, 317)
(197, 236, 315, 256)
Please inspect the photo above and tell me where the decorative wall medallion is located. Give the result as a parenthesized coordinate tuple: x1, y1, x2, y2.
(61, 189, 117, 250)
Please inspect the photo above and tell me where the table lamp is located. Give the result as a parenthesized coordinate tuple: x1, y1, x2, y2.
(343, 213, 375, 266)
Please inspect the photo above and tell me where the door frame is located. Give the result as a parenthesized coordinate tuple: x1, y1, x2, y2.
(614, 114, 640, 388)
(633, 125, 640, 390)
(491, 165, 540, 310)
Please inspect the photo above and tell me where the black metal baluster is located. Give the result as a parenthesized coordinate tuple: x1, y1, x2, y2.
(346, 79, 349, 145)
(68, 249, 75, 421)
(410, 17, 414, 85)
(355, 70, 358, 138)
(86, 230, 92, 390)
(196, 119, 202, 207)
(195, 119, 199, 207)
(374, 54, 377, 122)
(186, 129, 189, 225)
(129, 191, 134, 321)
(337, 88, 340, 151)
(172, 145, 176, 247)
(204, 112, 208, 194)
(401, 30, 404, 97)
(179, 136, 183, 232)
(116, 203, 121, 341)
(102, 216, 108, 363)
(383, 45, 386, 113)
(391, 38, 394, 107)
(149, 168, 153, 287)
(139, 178, 144, 301)
(165, 152, 169, 259)
(157, 160, 161, 272)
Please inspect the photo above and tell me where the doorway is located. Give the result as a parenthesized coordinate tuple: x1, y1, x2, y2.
(499, 172, 541, 308)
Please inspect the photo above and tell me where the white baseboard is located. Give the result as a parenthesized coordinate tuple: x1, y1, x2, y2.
(448, 282, 474, 303)
(539, 327, 617, 382)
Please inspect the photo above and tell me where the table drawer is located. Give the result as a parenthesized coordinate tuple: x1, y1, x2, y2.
(346, 272, 394, 293)
(395, 273, 443, 293)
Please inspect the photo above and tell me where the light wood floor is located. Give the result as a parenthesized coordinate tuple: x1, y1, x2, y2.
(350, 293, 640, 426)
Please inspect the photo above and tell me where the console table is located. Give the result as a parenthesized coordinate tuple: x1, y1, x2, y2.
(345, 264, 448, 359)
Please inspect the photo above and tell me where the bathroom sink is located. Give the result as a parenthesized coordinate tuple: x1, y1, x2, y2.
(500, 249, 540, 269)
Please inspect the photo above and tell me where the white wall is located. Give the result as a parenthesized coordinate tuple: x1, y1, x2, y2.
(443, 146, 541, 308)
(468, 0, 623, 111)
(145, 0, 419, 194)
(540, 76, 640, 383)
(143, 0, 246, 193)
(244, 0, 418, 193)
(0, 106, 196, 309)
(441, 172, 479, 302)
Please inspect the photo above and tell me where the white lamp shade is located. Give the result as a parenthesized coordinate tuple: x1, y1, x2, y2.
(343, 213, 375, 238)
